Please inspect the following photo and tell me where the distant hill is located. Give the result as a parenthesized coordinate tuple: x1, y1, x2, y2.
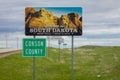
(75, 45, 102, 49)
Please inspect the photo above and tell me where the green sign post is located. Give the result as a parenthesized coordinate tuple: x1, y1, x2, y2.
(23, 38, 46, 57)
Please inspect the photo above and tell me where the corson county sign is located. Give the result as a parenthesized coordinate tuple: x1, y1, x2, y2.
(22, 38, 46, 57)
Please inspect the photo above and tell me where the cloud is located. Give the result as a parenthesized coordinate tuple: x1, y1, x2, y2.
(0, 0, 120, 32)
(83, 26, 120, 35)
(0, 0, 120, 47)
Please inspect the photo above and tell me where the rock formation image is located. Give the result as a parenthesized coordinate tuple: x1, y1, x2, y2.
(59, 14, 78, 29)
(68, 13, 82, 28)
(25, 7, 82, 29)
(25, 7, 37, 26)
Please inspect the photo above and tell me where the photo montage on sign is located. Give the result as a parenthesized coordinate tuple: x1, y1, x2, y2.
(25, 7, 82, 36)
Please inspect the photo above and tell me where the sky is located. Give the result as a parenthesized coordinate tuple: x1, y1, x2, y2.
(0, 0, 120, 48)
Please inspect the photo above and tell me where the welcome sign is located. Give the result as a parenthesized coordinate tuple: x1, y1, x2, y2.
(25, 7, 82, 36)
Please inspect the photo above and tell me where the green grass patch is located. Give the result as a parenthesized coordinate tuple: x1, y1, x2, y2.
(0, 47, 120, 80)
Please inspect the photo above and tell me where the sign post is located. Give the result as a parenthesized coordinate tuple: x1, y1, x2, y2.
(47, 37, 50, 58)
(58, 41, 60, 62)
(71, 36, 74, 80)
(33, 56, 36, 80)
(33, 36, 36, 80)
(58, 38, 64, 62)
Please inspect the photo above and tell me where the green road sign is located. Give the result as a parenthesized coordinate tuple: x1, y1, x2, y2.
(63, 43, 67, 45)
(22, 38, 46, 57)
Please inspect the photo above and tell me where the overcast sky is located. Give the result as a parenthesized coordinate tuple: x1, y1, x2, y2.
(0, 0, 120, 48)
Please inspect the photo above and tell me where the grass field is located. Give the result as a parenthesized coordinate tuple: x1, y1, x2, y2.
(0, 46, 120, 80)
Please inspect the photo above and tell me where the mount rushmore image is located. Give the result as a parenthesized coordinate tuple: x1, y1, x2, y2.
(25, 7, 82, 35)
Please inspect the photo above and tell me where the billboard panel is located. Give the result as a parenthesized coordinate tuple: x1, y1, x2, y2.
(25, 7, 82, 36)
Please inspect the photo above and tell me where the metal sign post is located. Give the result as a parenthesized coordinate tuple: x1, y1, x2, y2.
(47, 36, 53, 58)
(58, 40, 61, 62)
(33, 36, 36, 80)
(58, 38, 64, 62)
(71, 36, 74, 80)
(48, 37, 50, 58)
(33, 56, 36, 80)
(33, 57, 36, 80)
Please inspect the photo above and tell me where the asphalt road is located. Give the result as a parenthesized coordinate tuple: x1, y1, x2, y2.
(0, 48, 21, 58)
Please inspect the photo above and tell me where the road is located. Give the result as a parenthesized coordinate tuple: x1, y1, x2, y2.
(0, 48, 21, 58)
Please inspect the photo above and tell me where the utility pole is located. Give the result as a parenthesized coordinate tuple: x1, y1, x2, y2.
(5, 33, 8, 48)
(16, 37, 18, 49)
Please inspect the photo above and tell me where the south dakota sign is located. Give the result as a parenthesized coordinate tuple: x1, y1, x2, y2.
(25, 7, 82, 36)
